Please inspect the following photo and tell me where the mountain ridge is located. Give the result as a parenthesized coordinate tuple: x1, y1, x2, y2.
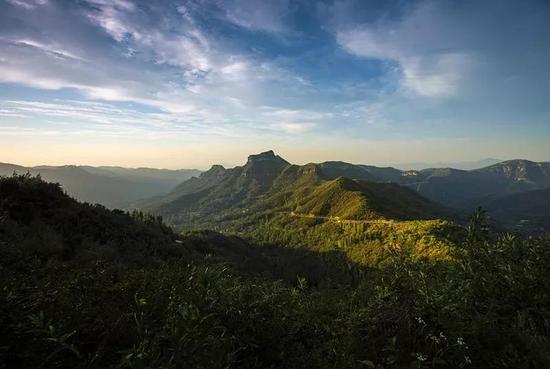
(4, 155, 549, 228)
(144, 151, 450, 229)
(393, 158, 503, 171)
(0, 162, 201, 208)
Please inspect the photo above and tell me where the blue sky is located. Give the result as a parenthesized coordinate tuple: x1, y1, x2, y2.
(0, 0, 549, 168)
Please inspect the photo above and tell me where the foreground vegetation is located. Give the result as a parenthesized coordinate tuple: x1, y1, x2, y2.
(1, 175, 550, 368)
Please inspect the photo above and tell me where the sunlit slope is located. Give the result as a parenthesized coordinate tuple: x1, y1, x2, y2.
(292, 177, 446, 220)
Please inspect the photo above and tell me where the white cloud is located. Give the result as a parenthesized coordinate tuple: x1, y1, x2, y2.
(220, 60, 249, 81)
(84, 0, 136, 41)
(337, 27, 393, 60)
(335, 0, 550, 107)
(337, 23, 473, 98)
(6, 0, 47, 10)
(75, 0, 304, 111)
(0, 0, 330, 141)
(13, 39, 85, 61)
(217, 0, 290, 33)
(400, 53, 472, 97)
(262, 107, 331, 121)
(0, 99, 233, 139)
(273, 122, 316, 134)
(85, 0, 214, 74)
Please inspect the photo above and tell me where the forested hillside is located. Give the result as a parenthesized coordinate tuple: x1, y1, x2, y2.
(139, 151, 462, 268)
(2, 174, 550, 368)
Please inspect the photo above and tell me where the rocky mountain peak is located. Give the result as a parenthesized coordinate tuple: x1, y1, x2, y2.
(208, 164, 226, 172)
(246, 150, 289, 166)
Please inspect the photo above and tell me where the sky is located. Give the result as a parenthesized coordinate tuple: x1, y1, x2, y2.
(1, 0, 549, 169)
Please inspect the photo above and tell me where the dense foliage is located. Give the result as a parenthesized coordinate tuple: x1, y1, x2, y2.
(225, 212, 460, 266)
(2, 175, 550, 368)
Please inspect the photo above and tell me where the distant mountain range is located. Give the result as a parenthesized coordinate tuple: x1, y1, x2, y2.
(393, 158, 503, 171)
(399, 160, 550, 208)
(3, 152, 549, 232)
(300, 159, 550, 211)
(140, 151, 550, 232)
(0, 163, 201, 208)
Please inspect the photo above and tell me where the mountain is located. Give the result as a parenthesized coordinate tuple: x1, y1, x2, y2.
(3, 177, 549, 369)
(144, 151, 449, 229)
(171, 164, 228, 197)
(8, 173, 550, 369)
(407, 160, 550, 208)
(82, 165, 199, 184)
(139, 154, 550, 232)
(316, 161, 377, 181)
(7, 155, 547, 231)
(323, 160, 550, 211)
(292, 177, 447, 221)
(394, 158, 503, 171)
(0, 162, 200, 208)
(477, 159, 550, 186)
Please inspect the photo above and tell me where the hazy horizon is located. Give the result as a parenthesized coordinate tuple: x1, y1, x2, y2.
(1, 0, 550, 167)
(1, 151, 543, 172)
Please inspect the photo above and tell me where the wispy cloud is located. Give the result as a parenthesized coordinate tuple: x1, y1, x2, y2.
(272, 122, 316, 134)
(0, 0, 320, 128)
(324, 0, 550, 142)
(12, 39, 85, 61)
(6, 0, 47, 10)
(335, 2, 474, 98)
(215, 0, 291, 34)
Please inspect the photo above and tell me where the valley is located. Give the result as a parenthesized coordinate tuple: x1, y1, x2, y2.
(2, 151, 549, 368)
